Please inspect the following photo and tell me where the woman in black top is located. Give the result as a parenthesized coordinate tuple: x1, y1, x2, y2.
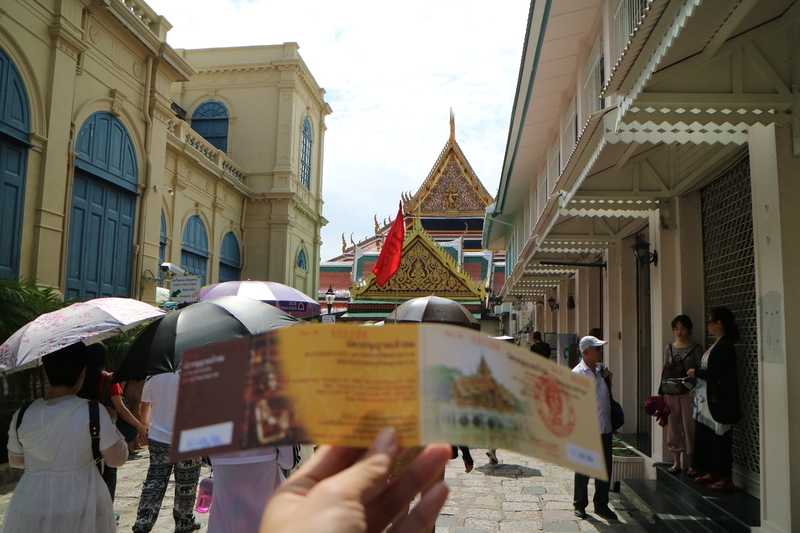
(686, 306, 742, 490)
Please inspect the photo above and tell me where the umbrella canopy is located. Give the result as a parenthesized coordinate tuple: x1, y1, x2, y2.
(385, 296, 480, 330)
(0, 298, 165, 372)
(199, 280, 321, 318)
(113, 296, 298, 382)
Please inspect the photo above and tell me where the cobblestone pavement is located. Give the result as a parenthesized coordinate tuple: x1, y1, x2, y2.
(0, 447, 646, 533)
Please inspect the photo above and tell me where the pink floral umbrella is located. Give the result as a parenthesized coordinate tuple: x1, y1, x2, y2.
(199, 280, 321, 318)
(0, 298, 166, 372)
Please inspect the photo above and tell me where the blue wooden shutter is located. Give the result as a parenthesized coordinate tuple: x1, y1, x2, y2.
(181, 215, 208, 285)
(0, 48, 31, 279)
(192, 101, 229, 152)
(219, 232, 241, 282)
(66, 112, 138, 299)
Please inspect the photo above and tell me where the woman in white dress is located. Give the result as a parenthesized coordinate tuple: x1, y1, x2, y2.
(2, 342, 128, 533)
(208, 446, 297, 533)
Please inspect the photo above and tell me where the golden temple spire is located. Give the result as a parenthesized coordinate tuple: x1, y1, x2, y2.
(450, 108, 456, 143)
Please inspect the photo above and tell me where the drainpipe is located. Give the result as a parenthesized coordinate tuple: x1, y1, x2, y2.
(136, 54, 154, 300)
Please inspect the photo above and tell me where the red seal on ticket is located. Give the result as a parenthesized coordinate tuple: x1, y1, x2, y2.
(533, 375, 576, 438)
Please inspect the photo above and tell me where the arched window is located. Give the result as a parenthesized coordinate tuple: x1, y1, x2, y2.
(219, 232, 241, 282)
(296, 249, 307, 270)
(159, 212, 167, 266)
(192, 101, 229, 152)
(300, 117, 312, 189)
(66, 112, 138, 299)
(181, 216, 208, 285)
(0, 47, 31, 279)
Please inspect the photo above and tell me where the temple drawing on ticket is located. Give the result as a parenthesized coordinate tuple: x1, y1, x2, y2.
(422, 352, 526, 448)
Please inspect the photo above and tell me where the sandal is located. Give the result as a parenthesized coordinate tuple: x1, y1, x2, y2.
(707, 478, 734, 491)
(686, 468, 697, 476)
(667, 466, 681, 474)
(694, 473, 720, 484)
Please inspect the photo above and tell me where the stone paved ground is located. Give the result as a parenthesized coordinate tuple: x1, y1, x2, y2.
(0, 447, 646, 533)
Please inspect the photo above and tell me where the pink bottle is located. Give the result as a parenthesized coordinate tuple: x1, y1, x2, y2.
(195, 477, 213, 513)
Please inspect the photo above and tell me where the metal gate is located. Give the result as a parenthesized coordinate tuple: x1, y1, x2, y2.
(700, 156, 759, 483)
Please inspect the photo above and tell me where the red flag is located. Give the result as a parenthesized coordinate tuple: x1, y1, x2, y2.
(373, 203, 406, 286)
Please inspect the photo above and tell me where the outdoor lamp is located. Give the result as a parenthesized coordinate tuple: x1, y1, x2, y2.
(324, 285, 336, 314)
(512, 296, 523, 312)
(547, 296, 559, 311)
(567, 293, 576, 310)
(632, 238, 658, 267)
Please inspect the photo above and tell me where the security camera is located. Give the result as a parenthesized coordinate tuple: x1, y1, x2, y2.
(160, 262, 187, 276)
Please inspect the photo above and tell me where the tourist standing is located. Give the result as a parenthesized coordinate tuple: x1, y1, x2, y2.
(572, 335, 617, 521)
(660, 315, 702, 475)
(687, 306, 742, 490)
(132, 371, 202, 533)
(2, 343, 128, 533)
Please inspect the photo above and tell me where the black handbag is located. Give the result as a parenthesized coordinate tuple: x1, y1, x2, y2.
(659, 345, 693, 395)
(604, 376, 624, 431)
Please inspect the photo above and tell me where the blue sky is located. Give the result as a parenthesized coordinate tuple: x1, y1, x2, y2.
(145, 0, 529, 261)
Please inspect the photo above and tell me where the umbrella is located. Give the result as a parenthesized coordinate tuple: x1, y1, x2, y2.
(385, 296, 480, 330)
(113, 296, 298, 382)
(199, 280, 321, 318)
(0, 298, 165, 372)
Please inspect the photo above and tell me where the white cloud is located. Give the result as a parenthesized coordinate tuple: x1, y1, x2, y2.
(145, 0, 528, 260)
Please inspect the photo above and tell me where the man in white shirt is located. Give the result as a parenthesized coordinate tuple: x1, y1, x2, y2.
(132, 371, 202, 533)
(571, 335, 617, 521)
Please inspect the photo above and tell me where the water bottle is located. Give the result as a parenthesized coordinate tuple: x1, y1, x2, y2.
(195, 477, 213, 513)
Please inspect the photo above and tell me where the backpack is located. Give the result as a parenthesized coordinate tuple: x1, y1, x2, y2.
(16, 399, 103, 473)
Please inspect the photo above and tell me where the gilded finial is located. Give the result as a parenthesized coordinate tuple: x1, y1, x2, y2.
(374, 215, 380, 235)
(450, 108, 455, 143)
(349, 233, 356, 246)
(341, 233, 347, 253)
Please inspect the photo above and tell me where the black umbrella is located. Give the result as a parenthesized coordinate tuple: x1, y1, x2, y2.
(385, 295, 480, 330)
(113, 296, 298, 382)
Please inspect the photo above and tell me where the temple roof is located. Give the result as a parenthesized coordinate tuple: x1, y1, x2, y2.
(350, 219, 485, 302)
(401, 112, 494, 217)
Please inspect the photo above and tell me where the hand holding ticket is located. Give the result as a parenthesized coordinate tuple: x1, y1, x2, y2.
(171, 323, 607, 480)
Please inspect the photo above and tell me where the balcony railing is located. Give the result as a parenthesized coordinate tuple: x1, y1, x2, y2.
(117, 0, 171, 40)
(167, 119, 247, 183)
(612, 0, 650, 65)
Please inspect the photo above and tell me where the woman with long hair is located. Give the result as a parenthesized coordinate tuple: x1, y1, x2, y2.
(660, 315, 703, 475)
(686, 306, 742, 490)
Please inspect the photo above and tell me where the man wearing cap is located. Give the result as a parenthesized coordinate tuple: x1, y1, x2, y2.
(572, 335, 617, 521)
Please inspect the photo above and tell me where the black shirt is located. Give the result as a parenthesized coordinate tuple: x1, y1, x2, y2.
(530, 341, 551, 358)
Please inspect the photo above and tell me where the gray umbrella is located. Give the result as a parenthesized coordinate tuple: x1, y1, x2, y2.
(384, 295, 480, 330)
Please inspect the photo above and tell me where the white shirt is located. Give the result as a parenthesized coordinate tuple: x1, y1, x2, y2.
(572, 360, 612, 434)
(142, 371, 180, 444)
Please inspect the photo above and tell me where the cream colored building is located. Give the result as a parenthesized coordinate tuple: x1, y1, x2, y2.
(0, 0, 330, 302)
(484, 0, 800, 531)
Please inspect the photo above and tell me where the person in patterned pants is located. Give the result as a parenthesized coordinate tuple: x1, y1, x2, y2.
(132, 371, 202, 533)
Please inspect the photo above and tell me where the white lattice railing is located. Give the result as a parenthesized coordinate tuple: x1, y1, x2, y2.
(167, 119, 247, 183)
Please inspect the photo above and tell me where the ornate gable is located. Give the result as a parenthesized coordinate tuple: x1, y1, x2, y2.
(401, 113, 494, 217)
(351, 220, 485, 301)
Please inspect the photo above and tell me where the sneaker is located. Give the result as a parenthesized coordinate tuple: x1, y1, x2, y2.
(486, 449, 499, 465)
(593, 506, 618, 520)
(574, 508, 588, 519)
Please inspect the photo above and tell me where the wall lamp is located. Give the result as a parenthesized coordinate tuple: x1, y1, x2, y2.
(511, 295, 524, 311)
(567, 293, 576, 310)
(632, 237, 658, 267)
(153, 184, 174, 195)
(547, 296, 559, 311)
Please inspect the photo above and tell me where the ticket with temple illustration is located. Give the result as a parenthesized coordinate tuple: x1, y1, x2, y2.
(171, 323, 607, 479)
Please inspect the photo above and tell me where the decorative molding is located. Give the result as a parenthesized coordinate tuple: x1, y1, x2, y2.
(49, 22, 89, 60)
(110, 88, 128, 116)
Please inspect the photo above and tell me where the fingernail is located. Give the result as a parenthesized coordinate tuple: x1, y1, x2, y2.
(373, 427, 397, 453)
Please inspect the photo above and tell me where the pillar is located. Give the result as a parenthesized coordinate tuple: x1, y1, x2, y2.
(748, 123, 800, 533)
